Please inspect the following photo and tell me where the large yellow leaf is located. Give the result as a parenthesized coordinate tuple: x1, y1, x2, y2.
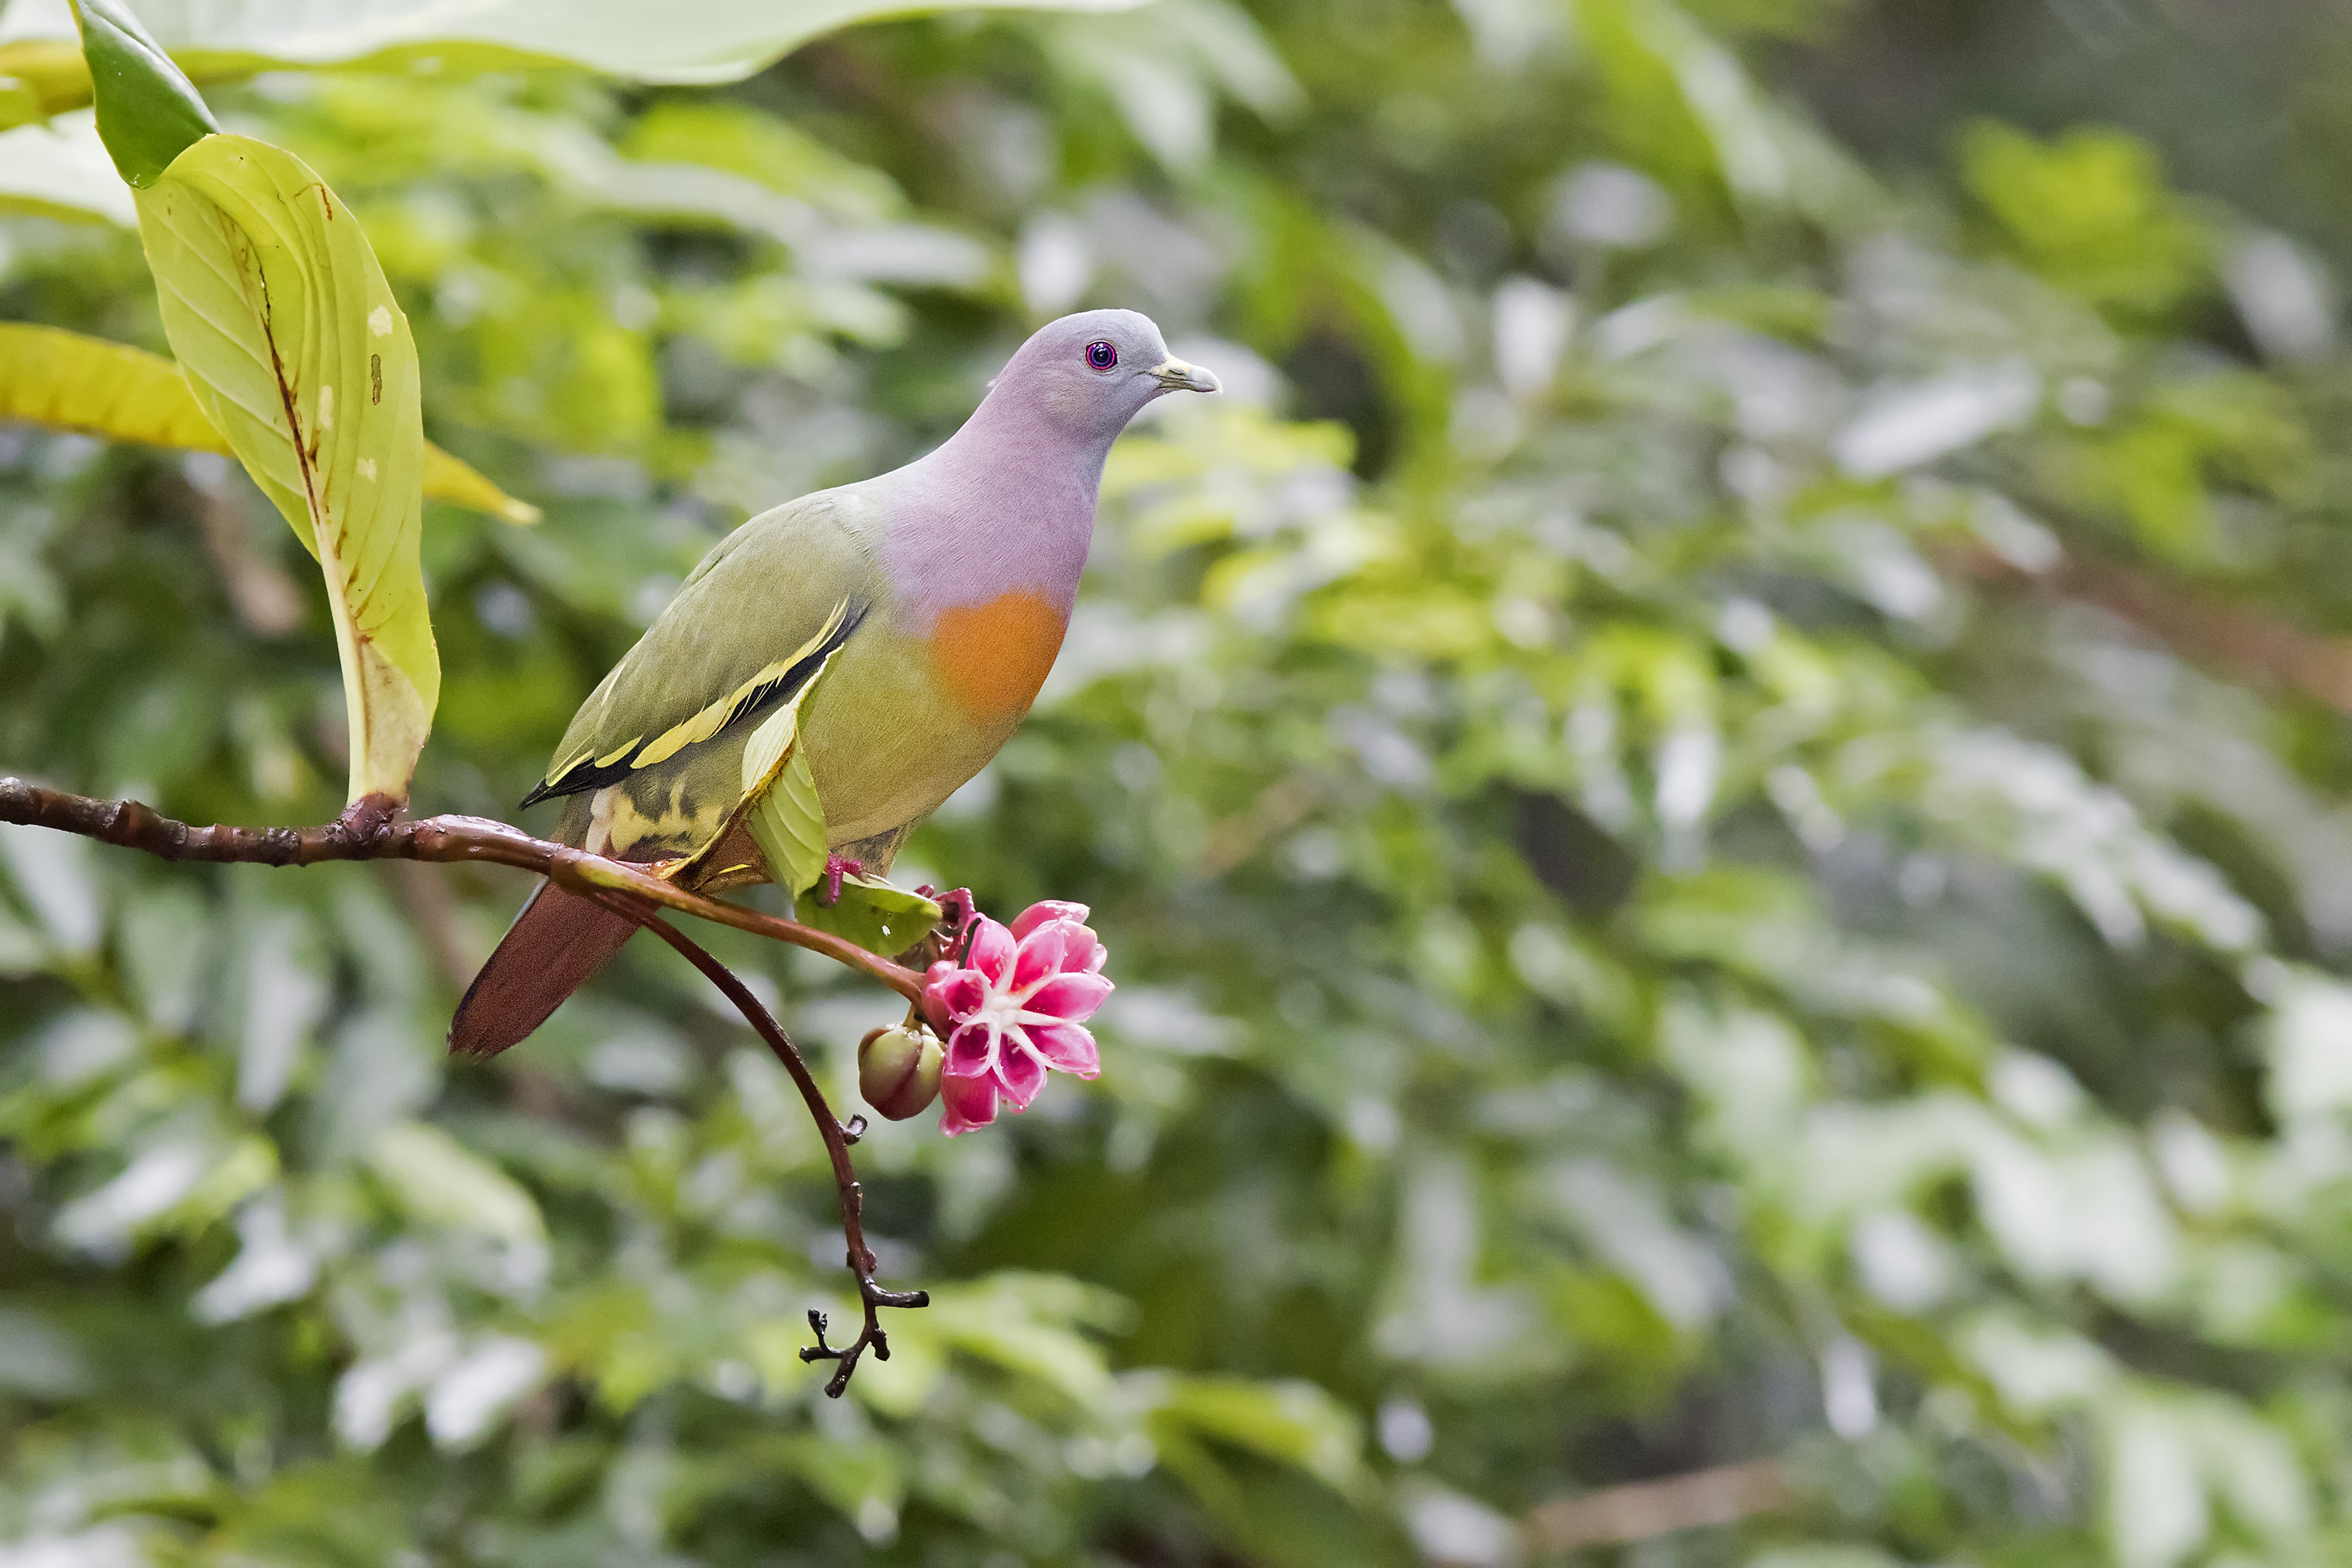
(0, 322, 539, 524)
(133, 133, 437, 805)
(0, 321, 220, 449)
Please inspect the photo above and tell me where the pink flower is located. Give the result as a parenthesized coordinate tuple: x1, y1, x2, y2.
(923, 901, 1111, 1136)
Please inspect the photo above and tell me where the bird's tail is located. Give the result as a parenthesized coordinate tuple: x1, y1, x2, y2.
(449, 880, 638, 1058)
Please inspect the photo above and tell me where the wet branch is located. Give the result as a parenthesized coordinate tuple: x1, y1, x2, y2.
(0, 775, 933, 1395)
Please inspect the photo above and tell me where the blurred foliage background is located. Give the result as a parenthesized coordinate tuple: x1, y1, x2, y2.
(11, 0, 2352, 1563)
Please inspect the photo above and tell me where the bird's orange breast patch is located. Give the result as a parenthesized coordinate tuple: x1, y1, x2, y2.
(927, 589, 1069, 721)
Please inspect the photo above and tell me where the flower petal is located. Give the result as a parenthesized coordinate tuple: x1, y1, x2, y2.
(945, 1019, 998, 1079)
(996, 1028, 1050, 1107)
(925, 969, 988, 1025)
(939, 1072, 998, 1137)
(1012, 921, 1070, 991)
(1025, 971, 1113, 1023)
(1011, 900, 1090, 941)
(1022, 1020, 1100, 1078)
(965, 917, 1016, 984)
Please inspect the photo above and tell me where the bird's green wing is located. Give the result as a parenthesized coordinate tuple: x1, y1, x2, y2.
(524, 492, 881, 862)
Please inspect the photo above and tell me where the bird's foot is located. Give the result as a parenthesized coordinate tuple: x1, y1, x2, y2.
(816, 854, 863, 907)
(917, 886, 979, 956)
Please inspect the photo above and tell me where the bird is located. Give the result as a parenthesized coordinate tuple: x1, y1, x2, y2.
(449, 309, 1219, 1056)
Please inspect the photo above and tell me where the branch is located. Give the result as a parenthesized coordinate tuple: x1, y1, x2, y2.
(595, 896, 927, 1397)
(0, 775, 935, 1397)
(0, 777, 925, 1007)
(1522, 1459, 1788, 1555)
(1948, 542, 2352, 715)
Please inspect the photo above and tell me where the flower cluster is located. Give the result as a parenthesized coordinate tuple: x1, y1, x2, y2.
(921, 901, 1111, 1135)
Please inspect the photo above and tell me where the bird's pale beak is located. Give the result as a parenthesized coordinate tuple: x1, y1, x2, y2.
(1152, 356, 1221, 394)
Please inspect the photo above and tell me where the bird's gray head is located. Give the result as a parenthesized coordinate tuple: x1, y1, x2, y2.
(985, 309, 1219, 445)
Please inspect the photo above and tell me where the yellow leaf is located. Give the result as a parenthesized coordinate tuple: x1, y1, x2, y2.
(134, 133, 437, 805)
(421, 441, 541, 524)
(0, 321, 222, 449)
(0, 321, 539, 523)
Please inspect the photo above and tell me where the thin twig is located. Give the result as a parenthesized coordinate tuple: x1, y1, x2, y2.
(595, 895, 929, 1396)
(0, 777, 925, 1008)
(0, 775, 935, 1397)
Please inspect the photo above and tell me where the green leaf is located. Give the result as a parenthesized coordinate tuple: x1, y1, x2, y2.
(366, 1122, 545, 1245)
(19, 0, 1154, 102)
(70, 0, 216, 188)
(1960, 121, 2213, 317)
(1146, 1376, 1368, 1496)
(795, 875, 943, 958)
(750, 742, 828, 900)
(0, 323, 541, 523)
(731, 655, 837, 900)
(0, 39, 96, 131)
(133, 134, 438, 805)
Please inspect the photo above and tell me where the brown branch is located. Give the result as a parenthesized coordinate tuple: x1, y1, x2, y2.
(1523, 1459, 1788, 1555)
(594, 896, 927, 1397)
(1948, 541, 2352, 715)
(186, 459, 303, 636)
(0, 777, 925, 1008)
(380, 858, 480, 994)
(1197, 773, 1321, 877)
(0, 774, 935, 1397)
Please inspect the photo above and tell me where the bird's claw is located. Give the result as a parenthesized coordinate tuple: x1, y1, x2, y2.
(817, 854, 864, 907)
(917, 885, 978, 949)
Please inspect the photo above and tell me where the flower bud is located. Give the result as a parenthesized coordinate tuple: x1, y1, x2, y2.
(858, 1024, 943, 1121)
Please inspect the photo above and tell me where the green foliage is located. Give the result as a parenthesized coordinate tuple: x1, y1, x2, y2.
(10, 0, 2352, 1565)
(0, 319, 222, 449)
(5, 0, 1159, 129)
(0, 323, 541, 520)
(799, 876, 945, 959)
(70, 0, 214, 186)
(1960, 123, 2212, 318)
(736, 652, 832, 898)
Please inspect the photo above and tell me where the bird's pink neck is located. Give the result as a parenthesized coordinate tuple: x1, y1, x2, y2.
(879, 392, 1113, 623)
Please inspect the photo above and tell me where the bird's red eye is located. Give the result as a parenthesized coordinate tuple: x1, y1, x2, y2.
(1085, 341, 1117, 370)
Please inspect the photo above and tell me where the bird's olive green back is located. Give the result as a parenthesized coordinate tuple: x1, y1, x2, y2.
(532, 491, 884, 862)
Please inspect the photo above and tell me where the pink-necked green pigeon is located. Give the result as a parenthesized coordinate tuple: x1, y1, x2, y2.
(450, 310, 1217, 1056)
